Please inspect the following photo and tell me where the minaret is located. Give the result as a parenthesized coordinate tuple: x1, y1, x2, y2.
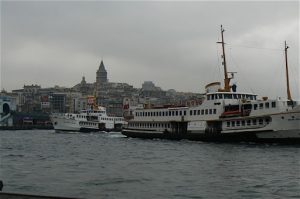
(96, 60, 108, 84)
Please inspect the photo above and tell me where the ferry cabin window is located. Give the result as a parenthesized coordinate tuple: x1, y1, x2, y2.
(184, 110, 186, 116)
(227, 121, 230, 127)
(190, 110, 193, 115)
(209, 109, 212, 114)
(207, 95, 211, 100)
(218, 94, 223, 99)
(247, 120, 251, 126)
(254, 104, 258, 110)
(259, 119, 263, 125)
(253, 119, 257, 125)
(194, 110, 197, 115)
(241, 120, 245, 126)
(224, 94, 233, 99)
(233, 94, 238, 99)
(201, 110, 204, 115)
(231, 121, 235, 127)
(213, 109, 217, 114)
(197, 110, 200, 115)
(211, 95, 215, 100)
(236, 121, 240, 126)
(176, 111, 178, 116)
(259, 103, 263, 109)
(265, 102, 269, 108)
(271, 102, 276, 108)
(180, 111, 182, 116)
(205, 109, 208, 115)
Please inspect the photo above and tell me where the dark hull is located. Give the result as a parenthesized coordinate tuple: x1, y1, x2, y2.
(122, 129, 300, 144)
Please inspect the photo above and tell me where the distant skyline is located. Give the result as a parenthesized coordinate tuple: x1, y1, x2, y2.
(1, 1, 299, 99)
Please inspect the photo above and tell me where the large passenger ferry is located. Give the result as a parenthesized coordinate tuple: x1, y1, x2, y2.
(122, 26, 300, 143)
(51, 98, 126, 133)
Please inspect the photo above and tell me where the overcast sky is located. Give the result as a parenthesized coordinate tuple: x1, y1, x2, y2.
(1, 1, 299, 99)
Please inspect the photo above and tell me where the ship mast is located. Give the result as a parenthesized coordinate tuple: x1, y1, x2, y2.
(284, 41, 292, 101)
(217, 25, 231, 92)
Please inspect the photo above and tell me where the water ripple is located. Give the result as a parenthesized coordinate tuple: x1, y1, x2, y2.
(1, 130, 299, 199)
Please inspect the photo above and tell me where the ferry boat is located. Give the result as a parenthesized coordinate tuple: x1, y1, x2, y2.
(51, 105, 126, 133)
(122, 26, 300, 143)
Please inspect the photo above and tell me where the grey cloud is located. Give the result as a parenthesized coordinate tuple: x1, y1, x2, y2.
(1, 1, 299, 99)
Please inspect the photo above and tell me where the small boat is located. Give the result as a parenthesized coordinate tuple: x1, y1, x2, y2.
(51, 106, 126, 133)
(122, 25, 300, 143)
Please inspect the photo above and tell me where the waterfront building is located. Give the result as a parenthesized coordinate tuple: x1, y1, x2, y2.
(0, 96, 16, 126)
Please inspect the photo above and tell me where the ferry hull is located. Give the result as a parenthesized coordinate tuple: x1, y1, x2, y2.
(122, 129, 300, 144)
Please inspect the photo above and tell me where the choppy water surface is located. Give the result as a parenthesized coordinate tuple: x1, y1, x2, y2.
(0, 130, 299, 199)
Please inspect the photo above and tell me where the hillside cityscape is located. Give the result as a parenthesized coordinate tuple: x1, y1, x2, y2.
(0, 60, 203, 128)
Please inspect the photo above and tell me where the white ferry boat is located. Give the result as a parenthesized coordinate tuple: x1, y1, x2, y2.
(122, 26, 300, 143)
(51, 106, 126, 133)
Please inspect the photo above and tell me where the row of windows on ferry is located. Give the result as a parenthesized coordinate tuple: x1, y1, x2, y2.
(135, 108, 218, 117)
(100, 117, 123, 121)
(249, 102, 276, 110)
(129, 123, 171, 129)
(74, 114, 123, 121)
(79, 121, 97, 126)
(207, 94, 257, 100)
(226, 117, 271, 128)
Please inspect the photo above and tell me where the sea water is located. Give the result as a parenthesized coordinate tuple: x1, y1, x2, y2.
(0, 130, 299, 199)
